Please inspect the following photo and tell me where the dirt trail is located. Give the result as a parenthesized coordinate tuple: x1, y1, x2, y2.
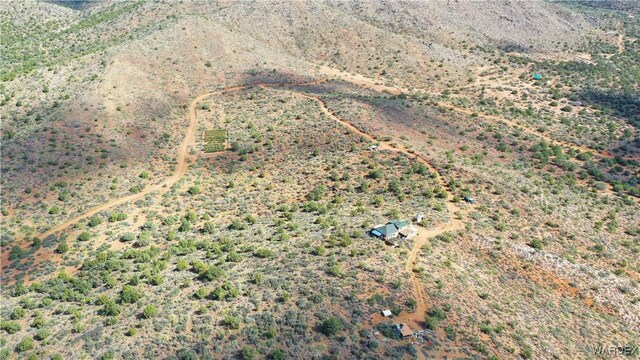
(317, 66, 636, 161)
(1, 80, 333, 276)
(617, 33, 625, 54)
(3, 75, 472, 358)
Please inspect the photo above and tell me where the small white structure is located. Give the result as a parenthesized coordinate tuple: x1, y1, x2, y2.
(382, 309, 393, 317)
(414, 214, 425, 223)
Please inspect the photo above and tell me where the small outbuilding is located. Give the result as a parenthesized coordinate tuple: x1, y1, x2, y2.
(394, 323, 414, 338)
(382, 309, 393, 317)
(399, 227, 417, 240)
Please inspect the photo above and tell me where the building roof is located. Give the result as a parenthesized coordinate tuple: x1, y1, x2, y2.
(395, 323, 413, 337)
(373, 220, 409, 237)
(382, 310, 393, 317)
(389, 219, 409, 228)
(399, 227, 416, 238)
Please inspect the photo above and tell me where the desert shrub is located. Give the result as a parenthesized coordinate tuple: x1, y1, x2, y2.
(120, 233, 135, 242)
(149, 274, 164, 286)
(254, 248, 274, 258)
(212, 286, 225, 300)
(56, 242, 69, 253)
(203, 222, 216, 234)
(368, 168, 383, 179)
(223, 314, 241, 329)
(307, 185, 327, 201)
(241, 347, 257, 360)
(0, 320, 21, 334)
(228, 219, 246, 230)
(35, 328, 51, 341)
(120, 286, 141, 304)
(98, 296, 121, 316)
(195, 287, 210, 299)
(200, 265, 223, 282)
(327, 263, 344, 277)
(109, 212, 127, 222)
(88, 216, 103, 227)
(9, 246, 26, 261)
(177, 259, 189, 271)
(78, 231, 91, 241)
(425, 307, 446, 330)
(253, 272, 264, 285)
(529, 239, 544, 250)
(319, 316, 343, 336)
(16, 337, 34, 352)
(179, 219, 192, 232)
(10, 307, 25, 320)
(142, 305, 159, 319)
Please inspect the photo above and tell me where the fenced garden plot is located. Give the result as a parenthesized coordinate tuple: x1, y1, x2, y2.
(203, 129, 228, 153)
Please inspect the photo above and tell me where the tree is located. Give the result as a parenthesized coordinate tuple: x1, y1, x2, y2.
(319, 317, 343, 336)
(78, 231, 91, 241)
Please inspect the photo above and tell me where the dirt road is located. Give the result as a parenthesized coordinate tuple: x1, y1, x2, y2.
(317, 66, 637, 161)
(3, 76, 471, 358)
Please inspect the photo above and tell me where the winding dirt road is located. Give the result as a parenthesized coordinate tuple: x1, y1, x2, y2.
(0, 73, 478, 360)
(317, 66, 637, 161)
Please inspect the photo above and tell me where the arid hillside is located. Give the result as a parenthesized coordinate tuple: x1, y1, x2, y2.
(1, 1, 639, 359)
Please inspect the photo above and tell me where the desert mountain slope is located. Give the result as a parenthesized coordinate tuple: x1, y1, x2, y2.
(1, 1, 639, 360)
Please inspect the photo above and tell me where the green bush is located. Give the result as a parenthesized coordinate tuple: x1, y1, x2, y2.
(56, 242, 69, 254)
(10, 307, 25, 320)
(142, 305, 159, 319)
(78, 231, 91, 241)
(0, 320, 21, 334)
(88, 216, 103, 227)
(120, 285, 141, 304)
(319, 316, 343, 336)
(35, 328, 51, 341)
(16, 337, 34, 352)
(98, 296, 121, 316)
(108, 212, 128, 222)
(200, 265, 223, 281)
(241, 347, 257, 360)
(254, 248, 274, 258)
(223, 314, 241, 329)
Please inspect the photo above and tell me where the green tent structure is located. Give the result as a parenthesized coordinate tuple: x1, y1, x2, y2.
(532, 73, 543, 80)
